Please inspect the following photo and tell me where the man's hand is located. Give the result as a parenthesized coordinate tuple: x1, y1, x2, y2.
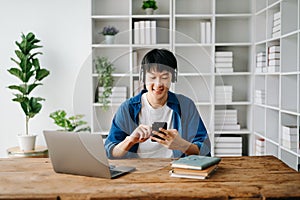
(129, 124, 152, 143)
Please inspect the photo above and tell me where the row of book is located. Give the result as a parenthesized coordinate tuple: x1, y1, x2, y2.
(200, 21, 212, 44)
(215, 51, 233, 73)
(281, 125, 298, 152)
(255, 45, 280, 73)
(215, 85, 233, 103)
(255, 138, 265, 156)
(98, 87, 127, 104)
(170, 155, 221, 179)
(272, 11, 281, 38)
(134, 20, 156, 45)
(215, 136, 243, 157)
(255, 89, 265, 104)
(215, 109, 240, 131)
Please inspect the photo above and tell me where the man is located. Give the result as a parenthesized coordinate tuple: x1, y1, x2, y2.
(105, 49, 210, 158)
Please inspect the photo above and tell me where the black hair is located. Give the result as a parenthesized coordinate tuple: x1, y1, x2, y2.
(141, 49, 177, 83)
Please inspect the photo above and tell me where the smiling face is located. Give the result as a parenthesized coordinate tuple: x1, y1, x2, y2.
(145, 68, 172, 107)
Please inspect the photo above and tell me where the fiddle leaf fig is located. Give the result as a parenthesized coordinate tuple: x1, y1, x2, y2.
(7, 32, 50, 135)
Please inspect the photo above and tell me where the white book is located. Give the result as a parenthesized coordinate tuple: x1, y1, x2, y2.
(145, 21, 151, 45)
(268, 52, 280, 59)
(215, 137, 242, 143)
(132, 51, 138, 73)
(268, 59, 280, 66)
(200, 21, 206, 43)
(215, 109, 237, 114)
(215, 62, 233, 68)
(215, 124, 241, 130)
(215, 57, 233, 63)
(272, 24, 281, 33)
(256, 61, 266, 67)
(215, 51, 233, 57)
(256, 139, 265, 147)
(255, 98, 265, 104)
(134, 21, 140, 44)
(150, 20, 156, 44)
(282, 133, 298, 142)
(214, 148, 242, 154)
(269, 46, 280, 53)
(262, 67, 267, 73)
(273, 11, 281, 21)
(205, 21, 211, 43)
(255, 67, 263, 73)
(256, 55, 266, 62)
(139, 21, 145, 44)
(169, 171, 206, 180)
(215, 142, 242, 148)
(267, 66, 279, 73)
(282, 125, 298, 135)
(215, 153, 242, 157)
(216, 67, 234, 73)
(215, 85, 233, 92)
(273, 18, 281, 26)
(256, 52, 266, 57)
(282, 140, 297, 150)
(255, 90, 265, 95)
(272, 31, 281, 38)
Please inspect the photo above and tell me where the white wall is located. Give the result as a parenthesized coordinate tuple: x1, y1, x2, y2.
(0, 0, 91, 157)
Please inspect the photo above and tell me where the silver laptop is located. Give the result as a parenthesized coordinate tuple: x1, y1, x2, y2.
(43, 131, 135, 178)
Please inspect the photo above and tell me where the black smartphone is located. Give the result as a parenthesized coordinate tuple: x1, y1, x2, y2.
(151, 122, 167, 142)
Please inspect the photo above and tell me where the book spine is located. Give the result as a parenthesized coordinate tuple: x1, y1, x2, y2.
(151, 20, 156, 44)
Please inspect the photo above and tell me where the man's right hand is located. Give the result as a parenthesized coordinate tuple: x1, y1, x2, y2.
(129, 124, 152, 143)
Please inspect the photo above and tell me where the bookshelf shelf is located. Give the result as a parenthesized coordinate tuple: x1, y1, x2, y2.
(253, 0, 300, 171)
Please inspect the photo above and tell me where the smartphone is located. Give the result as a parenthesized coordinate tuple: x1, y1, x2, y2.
(151, 122, 167, 142)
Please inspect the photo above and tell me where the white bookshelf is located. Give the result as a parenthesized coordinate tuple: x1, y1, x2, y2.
(91, 0, 299, 169)
(253, 0, 300, 171)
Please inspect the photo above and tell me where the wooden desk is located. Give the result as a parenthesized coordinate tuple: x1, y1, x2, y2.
(0, 156, 299, 199)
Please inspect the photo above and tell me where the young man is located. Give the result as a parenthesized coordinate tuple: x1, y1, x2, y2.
(105, 49, 210, 158)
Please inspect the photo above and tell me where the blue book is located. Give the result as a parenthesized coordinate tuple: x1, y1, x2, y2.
(171, 155, 221, 170)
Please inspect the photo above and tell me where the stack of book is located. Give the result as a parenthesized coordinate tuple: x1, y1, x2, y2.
(255, 138, 265, 156)
(281, 125, 298, 151)
(134, 20, 156, 45)
(268, 45, 280, 73)
(200, 21, 211, 44)
(255, 89, 265, 104)
(215, 51, 233, 73)
(272, 11, 281, 38)
(256, 52, 266, 73)
(215, 109, 240, 131)
(170, 155, 221, 179)
(215, 85, 233, 103)
(98, 87, 127, 104)
(214, 135, 243, 157)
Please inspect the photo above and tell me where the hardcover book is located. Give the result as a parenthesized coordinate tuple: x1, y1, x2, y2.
(171, 155, 221, 170)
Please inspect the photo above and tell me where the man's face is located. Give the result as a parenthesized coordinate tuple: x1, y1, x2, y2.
(145, 69, 172, 101)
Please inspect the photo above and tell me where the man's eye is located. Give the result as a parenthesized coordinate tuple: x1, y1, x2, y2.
(162, 76, 169, 79)
(150, 77, 156, 79)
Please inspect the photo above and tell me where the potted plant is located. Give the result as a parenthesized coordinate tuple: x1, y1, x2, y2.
(7, 32, 50, 151)
(100, 26, 119, 44)
(142, 0, 158, 15)
(94, 56, 114, 111)
(50, 110, 91, 132)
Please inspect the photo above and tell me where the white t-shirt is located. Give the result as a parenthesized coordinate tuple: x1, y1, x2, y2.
(137, 93, 173, 158)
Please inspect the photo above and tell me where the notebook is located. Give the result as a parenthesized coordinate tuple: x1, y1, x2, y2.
(43, 131, 135, 178)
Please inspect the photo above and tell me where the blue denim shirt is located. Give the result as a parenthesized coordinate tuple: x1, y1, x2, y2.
(104, 90, 211, 158)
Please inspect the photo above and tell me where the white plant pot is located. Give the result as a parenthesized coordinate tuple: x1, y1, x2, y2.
(17, 135, 37, 151)
(145, 8, 154, 15)
(105, 35, 115, 44)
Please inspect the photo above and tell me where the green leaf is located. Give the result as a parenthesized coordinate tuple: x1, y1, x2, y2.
(7, 68, 23, 81)
(8, 85, 26, 94)
(35, 68, 50, 81)
(27, 83, 42, 94)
